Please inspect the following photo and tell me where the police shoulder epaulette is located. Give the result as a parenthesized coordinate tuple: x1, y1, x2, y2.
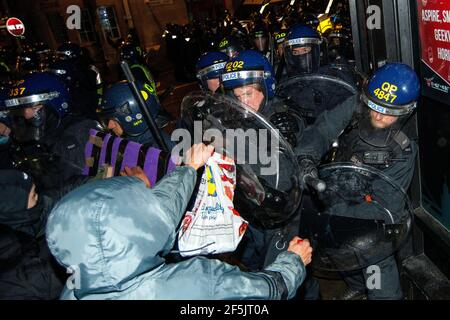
(393, 131, 411, 151)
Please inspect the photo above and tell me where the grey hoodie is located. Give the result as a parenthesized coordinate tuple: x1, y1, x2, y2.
(46, 166, 306, 300)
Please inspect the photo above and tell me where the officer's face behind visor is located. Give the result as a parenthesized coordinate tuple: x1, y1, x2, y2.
(10, 104, 47, 142)
(369, 110, 398, 129)
(21, 105, 44, 120)
(358, 98, 412, 148)
(207, 78, 220, 93)
(284, 41, 321, 76)
(232, 84, 265, 112)
(98, 114, 124, 137)
(254, 36, 268, 52)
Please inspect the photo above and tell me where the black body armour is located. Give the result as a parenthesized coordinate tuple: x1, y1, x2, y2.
(330, 116, 412, 169)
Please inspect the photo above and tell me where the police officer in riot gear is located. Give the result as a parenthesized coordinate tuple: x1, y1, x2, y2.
(220, 49, 306, 270)
(283, 23, 322, 78)
(119, 42, 158, 95)
(277, 23, 358, 125)
(296, 63, 421, 300)
(15, 45, 39, 75)
(0, 72, 99, 190)
(195, 51, 229, 93)
(250, 22, 271, 61)
(97, 81, 174, 149)
(53, 43, 103, 120)
(272, 26, 288, 78)
(327, 27, 354, 66)
(217, 35, 246, 59)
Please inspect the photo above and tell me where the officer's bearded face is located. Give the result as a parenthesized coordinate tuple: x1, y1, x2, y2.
(23, 105, 43, 120)
(233, 85, 264, 112)
(369, 110, 398, 129)
(108, 119, 124, 137)
(207, 78, 220, 93)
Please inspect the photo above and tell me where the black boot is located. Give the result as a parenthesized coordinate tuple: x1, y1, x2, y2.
(334, 287, 368, 300)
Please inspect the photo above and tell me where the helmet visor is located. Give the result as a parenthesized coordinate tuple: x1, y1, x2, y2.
(221, 70, 268, 112)
(284, 39, 321, 76)
(253, 37, 268, 52)
(10, 105, 47, 142)
(358, 98, 412, 148)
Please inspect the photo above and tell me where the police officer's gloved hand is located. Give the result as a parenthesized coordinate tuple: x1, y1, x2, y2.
(270, 112, 301, 148)
(297, 155, 325, 192)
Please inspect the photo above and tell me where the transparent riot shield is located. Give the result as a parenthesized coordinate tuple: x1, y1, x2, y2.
(276, 73, 358, 124)
(180, 92, 302, 229)
(299, 163, 413, 272)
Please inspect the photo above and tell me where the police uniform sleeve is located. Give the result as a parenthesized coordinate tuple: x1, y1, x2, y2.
(295, 94, 358, 161)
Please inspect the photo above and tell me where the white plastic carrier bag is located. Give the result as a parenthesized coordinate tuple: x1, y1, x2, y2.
(178, 153, 248, 257)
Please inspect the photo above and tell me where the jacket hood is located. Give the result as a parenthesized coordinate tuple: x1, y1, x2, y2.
(46, 168, 195, 297)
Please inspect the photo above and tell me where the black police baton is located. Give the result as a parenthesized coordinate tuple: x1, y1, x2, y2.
(275, 56, 285, 83)
(120, 61, 169, 153)
(304, 174, 327, 193)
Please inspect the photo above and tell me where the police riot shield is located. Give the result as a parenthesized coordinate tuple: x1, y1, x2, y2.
(276, 72, 358, 124)
(180, 92, 301, 230)
(299, 163, 413, 272)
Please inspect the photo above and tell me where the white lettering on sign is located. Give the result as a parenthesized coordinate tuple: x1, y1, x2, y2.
(422, 10, 442, 23)
(438, 47, 450, 62)
(434, 29, 450, 42)
(444, 11, 450, 23)
(6, 24, 23, 30)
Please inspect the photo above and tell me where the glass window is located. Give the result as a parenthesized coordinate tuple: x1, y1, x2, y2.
(97, 6, 121, 40)
(418, 97, 450, 231)
(78, 9, 96, 43)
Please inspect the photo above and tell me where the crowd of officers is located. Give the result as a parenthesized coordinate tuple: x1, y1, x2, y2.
(0, 4, 421, 300)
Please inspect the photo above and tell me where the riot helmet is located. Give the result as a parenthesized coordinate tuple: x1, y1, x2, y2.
(46, 60, 77, 89)
(358, 63, 420, 147)
(284, 24, 322, 76)
(327, 28, 354, 64)
(97, 81, 161, 138)
(251, 22, 269, 53)
(56, 42, 82, 61)
(273, 27, 288, 59)
(119, 42, 144, 64)
(35, 42, 52, 71)
(217, 35, 245, 59)
(300, 12, 320, 31)
(16, 45, 39, 74)
(195, 51, 228, 93)
(1, 72, 70, 142)
(220, 50, 275, 112)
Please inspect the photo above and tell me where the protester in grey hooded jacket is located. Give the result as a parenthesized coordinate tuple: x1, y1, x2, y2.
(45, 144, 310, 300)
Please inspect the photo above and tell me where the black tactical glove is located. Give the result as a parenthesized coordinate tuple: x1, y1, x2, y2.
(270, 112, 301, 147)
(297, 155, 326, 192)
